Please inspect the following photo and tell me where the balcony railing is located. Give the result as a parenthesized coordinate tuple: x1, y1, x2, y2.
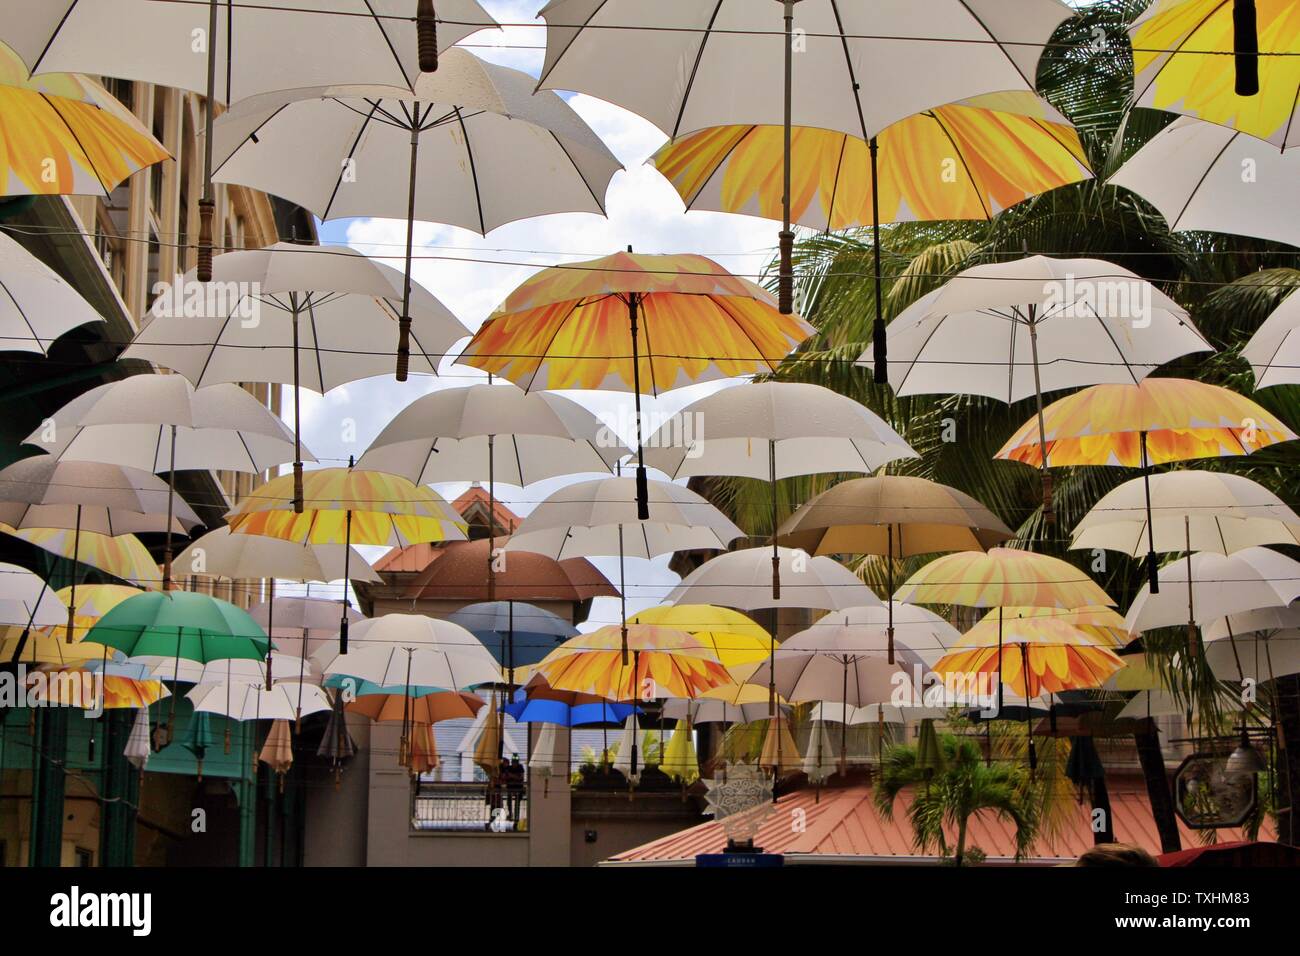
(410, 780, 527, 833)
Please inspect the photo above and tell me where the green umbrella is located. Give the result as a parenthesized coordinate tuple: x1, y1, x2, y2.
(88, 591, 270, 742)
(915, 718, 946, 791)
(181, 710, 221, 781)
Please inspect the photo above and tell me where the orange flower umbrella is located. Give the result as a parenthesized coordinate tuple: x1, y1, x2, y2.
(0, 44, 168, 197)
(28, 664, 168, 710)
(6, 525, 162, 591)
(934, 624, 1125, 697)
(227, 466, 467, 652)
(996, 378, 1297, 591)
(894, 548, 1114, 611)
(457, 251, 813, 517)
(531, 624, 732, 702)
(650, 92, 1091, 233)
(37, 584, 142, 644)
(967, 606, 1129, 650)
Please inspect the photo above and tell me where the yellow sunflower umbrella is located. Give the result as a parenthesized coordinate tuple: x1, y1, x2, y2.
(968, 606, 1130, 650)
(1131, 0, 1300, 147)
(226, 466, 467, 653)
(0, 628, 109, 667)
(623, 605, 771, 671)
(0, 44, 168, 197)
(935, 625, 1125, 697)
(995, 378, 1297, 591)
(457, 250, 813, 517)
(5, 525, 162, 591)
(36, 584, 142, 644)
(652, 91, 1090, 383)
(894, 548, 1115, 611)
(531, 624, 732, 703)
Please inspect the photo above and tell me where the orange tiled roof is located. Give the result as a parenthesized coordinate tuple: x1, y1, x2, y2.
(373, 487, 521, 574)
(606, 783, 1274, 865)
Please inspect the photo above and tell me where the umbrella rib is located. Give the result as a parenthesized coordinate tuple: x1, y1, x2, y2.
(521, 298, 585, 393)
(534, 0, 610, 91)
(0, 278, 42, 346)
(1280, 83, 1300, 151)
(210, 102, 289, 180)
(30, 1, 80, 75)
(670, 1, 725, 139)
(194, 303, 242, 388)
(451, 107, 488, 236)
(1080, 296, 1143, 385)
(1170, 133, 1238, 232)
(322, 100, 383, 221)
(825, 132, 848, 231)
(708, 294, 775, 375)
(359, 0, 415, 93)
(513, 434, 525, 489)
(40, 93, 111, 196)
(305, 297, 326, 392)
(828, 0, 871, 141)
(548, 130, 608, 215)
(927, 110, 991, 220)
(955, 0, 1037, 90)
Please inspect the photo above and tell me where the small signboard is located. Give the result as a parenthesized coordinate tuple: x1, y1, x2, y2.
(696, 853, 784, 868)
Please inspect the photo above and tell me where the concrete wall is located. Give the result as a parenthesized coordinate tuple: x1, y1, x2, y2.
(569, 791, 705, 868)
(303, 714, 371, 867)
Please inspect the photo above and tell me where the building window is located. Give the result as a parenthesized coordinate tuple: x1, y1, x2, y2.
(74, 847, 94, 867)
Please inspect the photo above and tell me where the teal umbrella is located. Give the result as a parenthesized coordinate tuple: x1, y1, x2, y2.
(88, 591, 270, 742)
(180, 710, 221, 780)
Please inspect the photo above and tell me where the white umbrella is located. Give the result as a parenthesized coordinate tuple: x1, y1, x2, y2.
(0, 562, 68, 662)
(1124, 548, 1300, 652)
(529, 722, 569, 793)
(358, 382, 626, 599)
(1072, 471, 1300, 556)
(611, 713, 640, 784)
(171, 527, 380, 586)
(508, 475, 743, 658)
(210, 49, 620, 378)
(313, 613, 497, 673)
(323, 644, 501, 690)
(1241, 289, 1300, 390)
(790, 603, 961, 670)
(1110, 116, 1300, 249)
(124, 707, 151, 771)
(802, 719, 839, 785)
(1204, 605, 1300, 643)
(643, 381, 916, 598)
(189, 680, 332, 722)
(535, 0, 1072, 336)
(123, 243, 466, 510)
(248, 597, 365, 658)
(0, 230, 105, 354)
(143, 655, 315, 687)
(661, 697, 776, 726)
(27, 375, 310, 586)
(1205, 629, 1300, 685)
(666, 547, 880, 614)
(3, 0, 498, 275)
(871, 255, 1212, 521)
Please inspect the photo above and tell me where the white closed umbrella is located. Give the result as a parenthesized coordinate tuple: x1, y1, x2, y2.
(535, 0, 1072, 336)
(611, 714, 641, 784)
(210, 49, 620, 378)
(643, 381, 915, 598)
(124, 708, 151, 771)
(28, 375, 311, 586)
(122, 243, 467, 510)
(1241, 290, 1300, 390)
(1125, 548, 1300, 656)
(871, 255, 1212, 521)
(802, 719, 839, 785)
(1073, 470, 1300, 556)
(529, 722, 569, 793)
(0, 231, 105, 354)
(1110, 116, 1300, 249)
(3, 0, 498, 275)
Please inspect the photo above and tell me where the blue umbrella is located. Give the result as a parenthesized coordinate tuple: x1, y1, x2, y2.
(447, 601, 578, 680)
(503, 685, 638, 727)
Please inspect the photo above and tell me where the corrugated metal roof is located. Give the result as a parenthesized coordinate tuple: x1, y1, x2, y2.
(607, 782, 1274, 864)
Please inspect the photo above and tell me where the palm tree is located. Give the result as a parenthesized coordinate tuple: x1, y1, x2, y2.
(875, 731, 1039, 866)
(697, 0, 1300, 845)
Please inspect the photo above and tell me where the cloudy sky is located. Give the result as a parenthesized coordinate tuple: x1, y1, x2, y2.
(302, 0, 779, 625)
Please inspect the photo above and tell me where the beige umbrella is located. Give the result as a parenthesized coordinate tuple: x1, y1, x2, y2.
(758, 715, 800, 779)
(258, 719, 295, 789)
(778, 475, 1012, 661)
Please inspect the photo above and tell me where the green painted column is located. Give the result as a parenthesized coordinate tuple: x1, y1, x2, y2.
(236, 723, 256, 867)
(262, 765, 277, 868)
(99, 711, 138, 866)
(29, 707, 69, 867)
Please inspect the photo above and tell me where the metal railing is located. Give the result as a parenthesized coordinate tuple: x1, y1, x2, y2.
(410, 779, 527, 833)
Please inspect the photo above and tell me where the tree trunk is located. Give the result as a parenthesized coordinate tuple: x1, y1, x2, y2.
(1275, 675, 1300, 846)
(954, 818, 967, 867)
(1090, 772, 1115, 844)
(1134, 721, 1181, 853)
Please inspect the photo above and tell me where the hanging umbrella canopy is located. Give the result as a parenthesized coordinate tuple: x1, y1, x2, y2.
(122, 243, 468, 392)
(934, 631, 1124, 697)
(1241, 289, 1300, 390)
(535, 1, 1072, 141)
(643, 382, 915, 480)
(248, 598, 364, 660)
(146, 655, 315, 687)
(788, 603, 963, 667)
(87, 591, 270, 663)
(226, 468, 468, 546)
(189, 680, 331, 722)
(895, 548, 1114, 609)
(323, 645, 502, 691)
(459, 251, 813, 394)
(967, 606, 1129, 650)
(404, 536, 617, 603)
(0, 43, 167, 197)
(1072, 470, 1300, 556)
(1129, 0, 1300, 147)
(874, 256, 1211, 401)
(0, 562, 78, 647)
(447, 602, 579, 670)
(811, 702, 950, 724)
(758, 714, 801, 778)
(26, 376, 306, 474)
(172, 527, 382, 586)
(35, 584, 141, 644)
(995, 378, 1297, 469)
(666, 547, 882, 613)
(358, 382, 626, 487)
(778, 475, 1013, 556)
(1205, 629, 1300, 683)
(347, 690, 484, 725)
(3, 2, 497, 103)
(6, 526, 164, 591)
(505, 476, 744, 559)
(622, 605, 771, 670)
(28, 664, 168, 710)
(211, 48, 619, 238)
(743, 629, 923, 708)
(1125, 547, 1300, 634)
(314, 613, 495, 669)
(662, 688, 780, 726)
(0, 229, 105, 355)
(532, 625, 732, 701)
(2, 630, 110, 667)
(1110, 115, 1300, 248)
(503, 678, 638, 727)
(660, 719, 700, 785)
(0, 456, 202, 530)
(1204, 604, 1300, 642)
(649, 91, 1091, 232)
(259, 719, 295, 778)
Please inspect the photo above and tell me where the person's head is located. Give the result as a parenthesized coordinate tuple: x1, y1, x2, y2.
(1073, 843, 1159, 867)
